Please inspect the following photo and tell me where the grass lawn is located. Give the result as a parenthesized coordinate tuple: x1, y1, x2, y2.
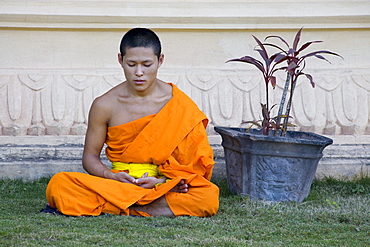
(0, 176, 369, 246)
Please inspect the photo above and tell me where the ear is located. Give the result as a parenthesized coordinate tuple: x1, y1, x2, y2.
(118, 53, 123, 66)
(158, 54, 164, 68)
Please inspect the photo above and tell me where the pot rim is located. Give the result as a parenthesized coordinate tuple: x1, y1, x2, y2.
(214, 126, 333, 146)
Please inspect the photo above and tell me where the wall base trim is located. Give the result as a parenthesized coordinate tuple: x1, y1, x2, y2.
(1, 135, 369, 180)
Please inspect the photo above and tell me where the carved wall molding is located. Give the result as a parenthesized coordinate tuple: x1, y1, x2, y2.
(0, 68, 369, 136)
(0, 1, 369, 30)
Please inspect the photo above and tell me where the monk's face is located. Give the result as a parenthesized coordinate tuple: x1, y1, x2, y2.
(118, 47, 164, 92)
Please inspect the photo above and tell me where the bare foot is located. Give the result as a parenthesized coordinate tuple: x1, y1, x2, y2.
(170, 179, 189, 193)
(129, 196, 175, 217)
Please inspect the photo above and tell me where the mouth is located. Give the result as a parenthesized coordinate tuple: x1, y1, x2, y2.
(134, 80, 145, 85)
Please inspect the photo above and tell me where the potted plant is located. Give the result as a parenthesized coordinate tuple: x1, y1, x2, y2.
(214, 28, 342, 202)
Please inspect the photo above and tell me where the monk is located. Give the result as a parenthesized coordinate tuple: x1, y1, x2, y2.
(43, 28, 219, 217)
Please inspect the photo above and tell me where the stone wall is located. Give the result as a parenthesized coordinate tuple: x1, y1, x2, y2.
(0, 0, 369, 179)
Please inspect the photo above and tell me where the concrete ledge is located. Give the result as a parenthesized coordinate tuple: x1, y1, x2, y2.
(0, 135, 369, 180)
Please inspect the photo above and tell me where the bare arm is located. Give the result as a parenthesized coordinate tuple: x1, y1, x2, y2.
(82, 97, 136, 184)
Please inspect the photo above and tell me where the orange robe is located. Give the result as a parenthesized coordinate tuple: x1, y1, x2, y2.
(46, 84, 219, 217)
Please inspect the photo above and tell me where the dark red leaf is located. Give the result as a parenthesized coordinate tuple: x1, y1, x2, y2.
(315, 54, 331, 63)
(287, 61, 298, 71)
(269, 76, 277, 88)
(255, 49, 272, 68)
(298, 41, 322, 53)
(304, 73, 315, 87)
(253, 35, 268, 60)
(263, 43, 288, 54)
(273, 53, 287, 63)
(287, 48, 296, 56)
(265, 35, 290, 48)
(226, 56, 265, 74)
(269, 104, 277, 111)
(293, 27, 303, 50)
(301, 50, 343, 61)
(273, 66, 288, 73)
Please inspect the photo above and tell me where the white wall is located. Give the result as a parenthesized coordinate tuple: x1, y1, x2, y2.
(0, 0, 369, 138)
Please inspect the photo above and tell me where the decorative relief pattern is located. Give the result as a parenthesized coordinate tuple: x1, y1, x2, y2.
(0, 69, 369, 136)
(0, 73, 122, 136)
(253, 155, 317, 202)
(224, 149, 244, 195)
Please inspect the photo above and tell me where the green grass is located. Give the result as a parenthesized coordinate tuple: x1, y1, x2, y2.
(0, 177, 369, 247)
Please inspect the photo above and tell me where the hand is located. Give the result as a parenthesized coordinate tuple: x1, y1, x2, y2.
(135, 172, 163, 189)
(109, 171, 137, 184)
(170, 179, 189, 193)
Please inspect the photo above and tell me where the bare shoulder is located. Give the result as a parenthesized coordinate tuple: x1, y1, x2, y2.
(94, 83, 123, 106)
(89, 83, 123, 120)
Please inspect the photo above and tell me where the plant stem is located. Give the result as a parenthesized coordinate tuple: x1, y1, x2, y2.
(276, 72, 290, 136)
(282, 76, 297, 136)
(265, 79, 269, 111)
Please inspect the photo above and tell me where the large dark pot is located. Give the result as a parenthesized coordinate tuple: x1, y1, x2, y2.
(214, 126, 333, 202)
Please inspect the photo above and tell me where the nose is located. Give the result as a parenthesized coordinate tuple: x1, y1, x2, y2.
(135, 65, 143, 77)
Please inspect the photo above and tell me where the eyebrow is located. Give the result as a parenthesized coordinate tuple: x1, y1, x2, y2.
(126, 59, 153, 63)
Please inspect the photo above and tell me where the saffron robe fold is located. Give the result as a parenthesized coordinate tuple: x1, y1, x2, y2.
(46, 84, 219, 217)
